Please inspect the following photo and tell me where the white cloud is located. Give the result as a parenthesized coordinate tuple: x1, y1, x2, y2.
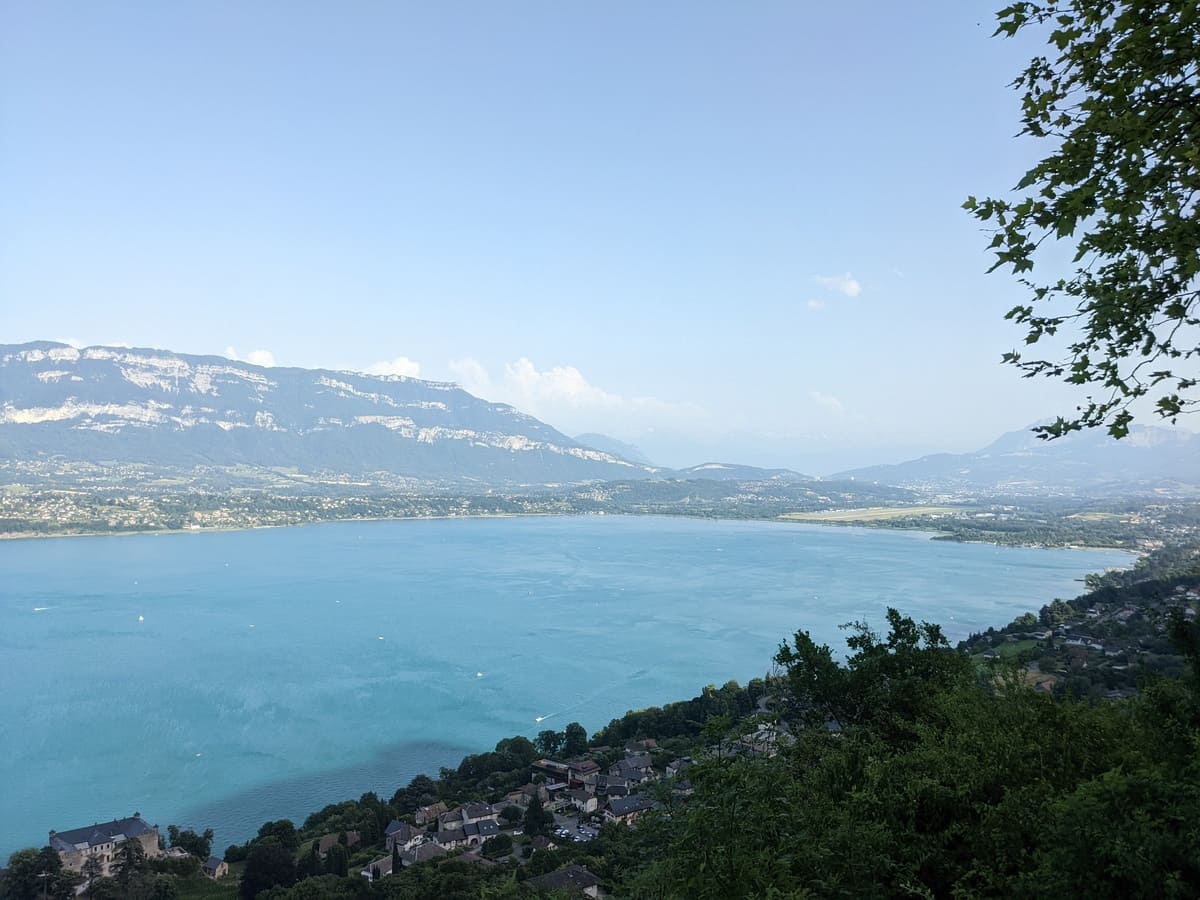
(810, 390, 845, 415)
(225, 346, 277, 367)
(806, 299, 826, 311)
(448, 356, 706, 436)
(366, 356, 422, 378)
(448, 357, 491, 395)
(503, 358, 624, 411)
(815, 272, 862, 298)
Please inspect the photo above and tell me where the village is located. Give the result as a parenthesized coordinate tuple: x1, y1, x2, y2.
(20, 720, 791, 899)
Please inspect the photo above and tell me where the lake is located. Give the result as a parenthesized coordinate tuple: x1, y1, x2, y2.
(0, 515, 1130, 857)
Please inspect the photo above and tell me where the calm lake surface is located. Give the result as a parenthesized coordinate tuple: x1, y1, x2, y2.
(0, 515, 1131, 856)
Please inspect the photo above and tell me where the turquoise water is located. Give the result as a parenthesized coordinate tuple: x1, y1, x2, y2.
(0, 516, 1130, 856)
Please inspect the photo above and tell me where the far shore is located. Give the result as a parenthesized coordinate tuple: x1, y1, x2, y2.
(0, 507, 1144, 558)
(0, 511, 539, 542)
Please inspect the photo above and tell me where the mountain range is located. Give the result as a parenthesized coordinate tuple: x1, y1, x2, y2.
(0, 342, 655, 485)
(836, 425, 1200, 494)
(3, 341, 1196, 495)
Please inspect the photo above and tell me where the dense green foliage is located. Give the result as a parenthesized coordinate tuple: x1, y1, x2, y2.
(592, 679, 767, 746)
(962, 544, 1200, 695)
(0, 847, 77, 900)
(624, 611, 1200, 898)
(240, 844, 297, 899)
(168, 826, 215, 861)
(966, 0, 1200, 438)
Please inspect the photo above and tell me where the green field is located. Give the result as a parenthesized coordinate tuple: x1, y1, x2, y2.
(779, 506, 964, 523)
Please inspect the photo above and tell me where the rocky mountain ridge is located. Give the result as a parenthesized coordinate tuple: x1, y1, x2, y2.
(0, 342, 655, 485)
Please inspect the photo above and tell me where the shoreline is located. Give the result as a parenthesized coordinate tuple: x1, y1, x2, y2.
(0, 508, 1145, 556)
(0, 511, 540, 542)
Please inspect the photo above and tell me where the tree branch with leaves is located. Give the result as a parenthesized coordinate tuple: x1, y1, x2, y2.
(966, 0, 1200, 438)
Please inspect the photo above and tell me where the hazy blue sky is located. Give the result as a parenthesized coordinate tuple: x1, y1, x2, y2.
(2, 1, 1174, 472)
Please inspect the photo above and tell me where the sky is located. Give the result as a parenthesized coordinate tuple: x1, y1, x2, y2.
(2, 1, 1187, 473)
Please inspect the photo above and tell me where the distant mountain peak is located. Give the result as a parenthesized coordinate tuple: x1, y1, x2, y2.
(834, 423, 1200, 494)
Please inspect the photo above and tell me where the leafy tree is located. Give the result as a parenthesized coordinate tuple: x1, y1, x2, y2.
(522, 795, 553, 837)
(324, 842, 349, 878)
(774, 608, 972, 741)
(112, 839, 147, 888)
(90, 872, 177, 900)
(240, 843, 297, 899)
(481, 833, 512, 859)
(80, 854, 104, 899)
(1040, 597, 1075, 626)
(562, 722, 588, 757)
(534, 730, 563, 757)
(0, 848, 66, 900)
(498, 805, 522, 825)
(391, 840, 401, 875)
(493, 735, 537, 765)
(165, 825, 213, 859)
(297, 842, 323, 880)
(965, 0, 1200, 438)
(255, 820, 300, 852)
(1, 850, 35, 900)
(224, 843, 248, 863)
(256, 874, 366, 900)
(390, 774, 439, 812)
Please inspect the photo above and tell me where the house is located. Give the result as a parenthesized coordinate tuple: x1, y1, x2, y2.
(533, 758, 600, 787)
(433, 821, 498, 851)
(506, 783, 549, 809)
(624, 738, 657, 754)
(569, 760, 601, 783)
(665, 757, 693, 779)
(163, 847, 190, 859)
(604, 796, 661, 826)
(400, 842, 448, 867)
(433, 830, 467, 850)
(359, 854, 393, 882)
(385, 820, 422, 853)
(609, 753, 655, 783)
(525, 864, 606, 898)
(567, 789, 599, 815)
(438, 802, 498, 832)
(202, 857, 228, 880)
(49, 814, 161, 878)
(461, 820, 500, 846)
(586, 774, 630, 798)
(317, 831, 361, 856)
(504, 790, 529, 808)
(532, 759, 573, 782)
(733, 724, 792, 758)
(462, 802, 499, 826)
(415, 801, 448, 826)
